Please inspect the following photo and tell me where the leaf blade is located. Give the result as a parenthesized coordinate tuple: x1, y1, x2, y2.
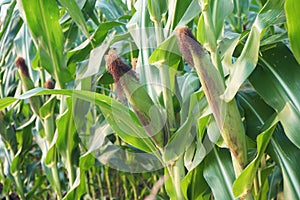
(58, 0, 90, 38)
(285, 0, 300, 63)
(21, 0, 71, 87)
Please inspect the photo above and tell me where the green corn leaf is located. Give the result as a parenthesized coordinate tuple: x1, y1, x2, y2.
(222, 0, 285, 102)
(67, 21, 123, 64)
(285, 0, 300, 64)
(270, 128, 300, 199)
(164, 91, 206, 163)
(0, 0, 17, 40)
(58, 0, 90, 38)
(164, 117, 194, 162)
(20, 0, 71, 88)
(221, 27, 260, 101)
(56, 98, 78, 160)
(181, 163, 208, 200)
(26, 176, 47, 199)
(277, 103, 300, 148)
(0, 97, 18, 110)
(0, 1, 22, 66)
(0, 88, 158, 154)
(62, 168, 81, 200)
(236, 90, 275, 140)
(63, 154, 96, 200)
(166, 0, 201, 31)
(40, 97, 56, 119)
(211, 0, 234, 40)
(228, 0, 251, 32)
(177, 0, 201, 27)
(203, 148, 236, 200)
(237, 87, 300, 199)
(44, 145, 57, 166)
(184, 122, 208, 172)
(249, 42, 300, 148)
(56, 97, 79, 185)
(95, 0, 125, 22)
(149, 35, 182, 93)
(178, 73, 201, 122)
(253, 0, 286, 32)
(149, 35, 181, 70)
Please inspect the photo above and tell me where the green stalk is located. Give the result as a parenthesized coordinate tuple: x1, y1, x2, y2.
(165, 161, 185, 199)
(235, 0, 242, 33)
(0, 73, 4, 99)
(153, 20, 177, 133)
(115, 171, 120, 197)
(43, 107, 55, 142)
(97, 170, 104, 197)
(154, 21, 164, 45)
(121, 174, 128, 198)
(44, 123, 62, 197)
(171, 156, 185, 200)
(89, 170, 97, 199)
(128, 174, 138, 200)
(12, 172, 25, 199)
(175, 27, 252, 200)
(201, 4, 225, 78)
(211, 51, 225, 80)
(39, 68, 46, 89)
(138, 0, 153, 96)
(160, 64, 176, 131)
(47, 149, 62, 197)
(40, 95, 62, 198)
(66, 149, 76, 187)
(86, 170, 91, 198)
(50, 163, 62, 199)
(16, 57, 62, 197)
(104, 166, 113, 199)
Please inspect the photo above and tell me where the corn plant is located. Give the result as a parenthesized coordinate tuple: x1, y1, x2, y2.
(0, 0, 300, 199)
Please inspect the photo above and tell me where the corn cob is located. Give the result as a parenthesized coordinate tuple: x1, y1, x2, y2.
(175, 27, 247, 175)
(105, 50, 166, 147)
(15, 57, 42, 116)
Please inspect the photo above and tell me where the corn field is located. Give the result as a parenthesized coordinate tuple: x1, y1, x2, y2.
(0, 0, 300, 199)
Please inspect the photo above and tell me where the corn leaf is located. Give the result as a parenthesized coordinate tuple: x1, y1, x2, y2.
(0, 88, 158, 154)
(249, 42, 300, 148)
(181, 163, 208, 200)
(0, 97, 18, 110)
(222, 0, 285, 102)
(203, 148, 236, 200)
(20, 0, 71, 87)
(58, 0, 90, 38)
(237, 88, 300, 199)
(270, 129, 300, 199)
(285, 0, 300, 64)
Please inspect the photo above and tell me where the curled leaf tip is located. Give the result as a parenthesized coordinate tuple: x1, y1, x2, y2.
(174, 26, 203, 66)
(44, 79, 55, 89)
(105, 49, 137, 82)
(15, 57, 29, 78)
